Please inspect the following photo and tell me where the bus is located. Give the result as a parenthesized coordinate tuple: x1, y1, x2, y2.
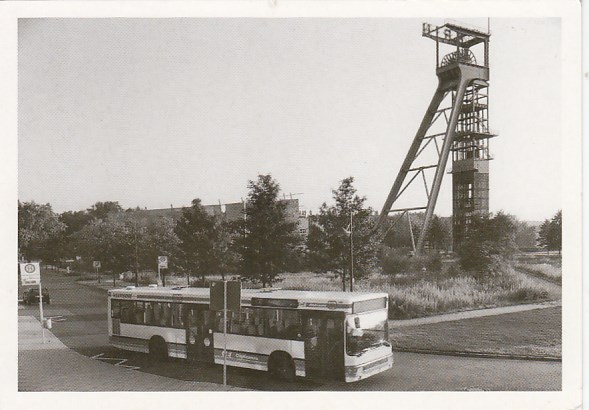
(107, 285, 393, 382)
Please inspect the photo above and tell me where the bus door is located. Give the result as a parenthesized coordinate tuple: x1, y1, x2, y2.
(301, 312, 345, 380)
(186, 305, 214, 363)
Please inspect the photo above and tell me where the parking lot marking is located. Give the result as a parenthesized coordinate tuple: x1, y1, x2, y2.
(91, 353, 140, 370)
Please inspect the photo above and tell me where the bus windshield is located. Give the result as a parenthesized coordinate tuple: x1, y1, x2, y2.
(346, 311, 389, 356)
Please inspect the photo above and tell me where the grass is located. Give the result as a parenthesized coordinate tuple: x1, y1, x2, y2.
(390, 306, 561, 358)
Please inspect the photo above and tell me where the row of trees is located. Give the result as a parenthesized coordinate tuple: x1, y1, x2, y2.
(18, 175, 563, 286)
(18, 175, 380, 288)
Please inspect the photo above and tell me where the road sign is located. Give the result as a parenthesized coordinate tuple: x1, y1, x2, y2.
(210, 280, 241, 312)
(157, 256, 168, 269)
(93, 261, 101, 269)
(20, 262, 40, 285)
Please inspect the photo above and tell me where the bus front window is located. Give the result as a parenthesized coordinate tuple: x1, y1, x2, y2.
(346, 312, 389, 356)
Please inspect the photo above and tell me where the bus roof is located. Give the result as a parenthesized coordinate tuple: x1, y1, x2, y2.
(108, 286, 389, 313)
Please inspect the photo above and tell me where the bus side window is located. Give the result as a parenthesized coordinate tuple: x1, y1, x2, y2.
(153, 302, 161, 325)
(162, 303, 172, 327)
(144, 302, 154, 325)
(215, 311, 223, 333)
(282, 310, 301, 339)
(111, 300, 121, 319)
(120, 300, 133, 323)
(188, 308, 198, 327)
(134, 302, 145, 325)
(173, 304, 185, 328)
(267, 309, 279, 338)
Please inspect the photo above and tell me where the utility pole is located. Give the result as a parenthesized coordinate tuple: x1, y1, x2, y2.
(134, 227, 139, 287)
(349, 211, 354, 292)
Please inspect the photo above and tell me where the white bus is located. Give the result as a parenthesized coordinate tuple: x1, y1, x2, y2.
(107, 286, 393, 382)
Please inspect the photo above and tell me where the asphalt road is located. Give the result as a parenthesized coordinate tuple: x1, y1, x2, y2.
(18, 270, 561, 391)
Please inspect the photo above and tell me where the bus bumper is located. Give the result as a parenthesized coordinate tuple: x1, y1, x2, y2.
(344, 353, 393, 382)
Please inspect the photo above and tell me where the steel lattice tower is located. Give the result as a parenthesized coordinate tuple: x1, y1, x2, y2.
(377, 22, 496, 254)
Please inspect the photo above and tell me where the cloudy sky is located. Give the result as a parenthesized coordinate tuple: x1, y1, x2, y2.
(18, 18, 561, 221)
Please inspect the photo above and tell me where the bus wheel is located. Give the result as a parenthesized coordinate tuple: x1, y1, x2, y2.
(148, 336, 168, 361)
(269, 352, 296, 382)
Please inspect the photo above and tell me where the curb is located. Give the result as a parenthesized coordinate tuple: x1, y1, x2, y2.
(394, 347, 561, 362)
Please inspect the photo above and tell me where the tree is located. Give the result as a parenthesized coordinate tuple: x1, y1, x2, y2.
(18, 201, 66, 262)
(87, 201, 123, 221)
(73, 212, 178, 276)
(234, 175, 300, 287)
(538, 210, 562, 254)
(457, 211, 518, 276)
(174, 199, 228, 283)
(425, 215, 451, 251)
(137, 215, 180, 273)
(54, 210, 94, 261)
(60, 210, 93, 235)
(551, 210, 562, 254)
(307, 177, 380, 291)
(73, 214, 133, 273)
(514, 220, 538, 251)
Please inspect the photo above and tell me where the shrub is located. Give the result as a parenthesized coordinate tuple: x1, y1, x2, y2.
(426, 253, 443, 273)
(506, 287, 550, 303)
(380, 249, 411, 275)
(137, 273, 156, 286)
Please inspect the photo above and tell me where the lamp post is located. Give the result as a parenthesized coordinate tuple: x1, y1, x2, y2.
(349, 211, 354, 292)
(134, 228, 139, 287)
(343, 210, 355, 292)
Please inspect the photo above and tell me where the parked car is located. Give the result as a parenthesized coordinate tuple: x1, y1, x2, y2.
(22, 288, 50, 305)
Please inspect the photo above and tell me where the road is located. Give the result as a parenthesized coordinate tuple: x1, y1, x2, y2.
(18, 270, 561, 391)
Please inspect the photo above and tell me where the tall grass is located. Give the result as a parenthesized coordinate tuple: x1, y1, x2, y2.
(272, 268, 557, 319)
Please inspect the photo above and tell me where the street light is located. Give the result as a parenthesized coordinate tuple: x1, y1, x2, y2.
(344, 210, 355, 292)
(349, 211, 354, 292)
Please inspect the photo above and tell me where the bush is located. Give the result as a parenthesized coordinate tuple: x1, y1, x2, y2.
(426, 253, 443, 273)
(380, 249, 411, 275)
(137, 272, 156, 286)
(506, 287, 550, 303)
(380, 248, 443, 276)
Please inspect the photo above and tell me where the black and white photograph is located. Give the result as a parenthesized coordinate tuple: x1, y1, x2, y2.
(2, 1, 582, 409)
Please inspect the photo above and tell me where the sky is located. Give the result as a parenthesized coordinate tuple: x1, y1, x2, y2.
(18, 18, 561, 221)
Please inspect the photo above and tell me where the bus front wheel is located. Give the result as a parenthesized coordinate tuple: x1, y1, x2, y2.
(148, 336, 168, 361)
(268, 352, 296, 382)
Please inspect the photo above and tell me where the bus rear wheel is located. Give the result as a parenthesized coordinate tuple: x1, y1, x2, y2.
(269, 352, 296, 382)
(148, 336, 168, 361)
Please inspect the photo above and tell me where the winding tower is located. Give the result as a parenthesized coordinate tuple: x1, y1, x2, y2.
(377, 22, 496, 253)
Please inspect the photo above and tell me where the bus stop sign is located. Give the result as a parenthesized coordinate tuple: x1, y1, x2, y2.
(210, 280, 241, 312)
(20, 262, 40, 285)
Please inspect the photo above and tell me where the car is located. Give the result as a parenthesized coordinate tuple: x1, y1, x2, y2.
(22, 288, 50, 305)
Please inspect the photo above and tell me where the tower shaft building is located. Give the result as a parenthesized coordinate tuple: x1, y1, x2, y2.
(378, 22, 496, 253)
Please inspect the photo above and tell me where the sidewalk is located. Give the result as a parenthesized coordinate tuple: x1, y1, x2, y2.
(389, 300, 561, 328)
(18, 316, 246, 391)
